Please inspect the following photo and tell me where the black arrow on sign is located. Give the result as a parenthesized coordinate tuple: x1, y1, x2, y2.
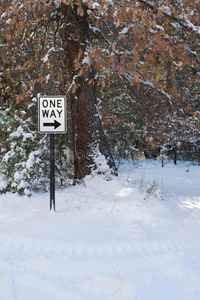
(43, 120, 61, 129)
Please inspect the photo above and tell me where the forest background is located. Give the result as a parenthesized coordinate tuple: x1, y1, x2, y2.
(0, 0, 200, 195)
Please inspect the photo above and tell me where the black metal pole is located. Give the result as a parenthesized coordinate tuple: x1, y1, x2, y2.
(50, 134, 55, 211)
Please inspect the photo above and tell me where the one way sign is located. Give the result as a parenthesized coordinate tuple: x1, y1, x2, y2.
(38, 96, 66, 133)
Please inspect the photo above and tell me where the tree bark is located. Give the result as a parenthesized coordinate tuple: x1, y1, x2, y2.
(60, 3, 117, 181)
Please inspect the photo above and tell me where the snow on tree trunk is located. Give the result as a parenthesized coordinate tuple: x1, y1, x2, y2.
(60, 3, 117, 181)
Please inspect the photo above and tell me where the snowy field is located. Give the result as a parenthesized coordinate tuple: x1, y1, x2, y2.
(0, 159, 200, 300)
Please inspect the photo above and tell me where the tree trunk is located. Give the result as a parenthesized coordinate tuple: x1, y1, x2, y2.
(60, 3, 117, 181)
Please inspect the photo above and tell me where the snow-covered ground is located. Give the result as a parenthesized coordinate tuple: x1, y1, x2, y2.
(0, 159, 200, 300)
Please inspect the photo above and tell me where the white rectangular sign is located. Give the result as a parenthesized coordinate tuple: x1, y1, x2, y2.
(38, 96, 66, 134)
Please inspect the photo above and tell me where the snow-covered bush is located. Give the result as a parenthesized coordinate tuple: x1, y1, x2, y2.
(89, 145, 115, 180)
(0, 107, 50, 195)
(0, 103, 73, 195)
(2, 129, 49, 195)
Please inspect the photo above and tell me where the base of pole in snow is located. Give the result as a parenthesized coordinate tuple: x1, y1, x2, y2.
(50, 134, 55, 211)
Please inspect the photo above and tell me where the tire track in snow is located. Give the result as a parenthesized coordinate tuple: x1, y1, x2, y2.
(1, 233, 200, 259)
(1, 233, 200, 298)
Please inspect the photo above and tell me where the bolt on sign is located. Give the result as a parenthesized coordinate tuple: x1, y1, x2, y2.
(38, 96, 66, 134)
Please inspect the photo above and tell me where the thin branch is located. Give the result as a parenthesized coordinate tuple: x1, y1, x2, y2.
(121, 73, 175, 112)
(138, 0, 200, 36)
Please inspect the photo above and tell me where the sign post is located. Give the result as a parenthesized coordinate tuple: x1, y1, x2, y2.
(50, 134, 55, 211)
(38, 96, 66, 211)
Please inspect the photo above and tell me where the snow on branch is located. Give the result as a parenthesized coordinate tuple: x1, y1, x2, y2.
(140, 79, 171, 102)
(66, 74, 80, 96)
(138, 0, 200, 35)
(122, 73, 174, 110)
(42, 47, 64, 62)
